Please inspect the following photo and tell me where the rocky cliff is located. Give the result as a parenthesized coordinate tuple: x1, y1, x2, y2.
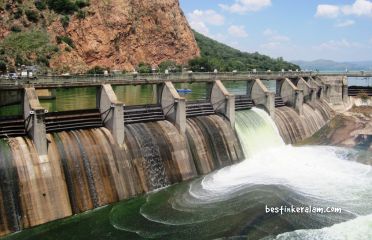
(0, 0, 200, 73)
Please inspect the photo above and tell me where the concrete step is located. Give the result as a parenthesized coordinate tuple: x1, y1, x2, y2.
(46, 123, 103, 133)
(0, 117, 26, 138)
(275, 96, 285, 107)
(125, 117, 166, 124)
(124, 105, 165, 124)
(235, 95, 254, 111)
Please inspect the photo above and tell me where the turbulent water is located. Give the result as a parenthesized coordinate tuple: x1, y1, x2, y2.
(108, 108, 372, 239)
(1, 108, 372, 240)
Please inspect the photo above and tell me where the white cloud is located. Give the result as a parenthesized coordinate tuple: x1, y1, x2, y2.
(189, 21, 210, 35)
(316, 0, 372, 18)
(335, 19, 355, 27)
(188, 9, 225, 26)
(228, 25, 248, 38)
(315, 39, 362, 50)
(342, 0, 372, 16)
(219, 0, 271, 14)
(263, 28, 290, 42)
(315, 4, 340, 18)
(187, 9, 225, 36)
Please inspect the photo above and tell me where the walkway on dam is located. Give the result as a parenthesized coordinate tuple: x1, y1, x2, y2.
(0, 71, 371, 89)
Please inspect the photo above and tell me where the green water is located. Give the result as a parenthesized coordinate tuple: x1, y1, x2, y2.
(0, 105, 22, 117)
(0, 81, 276, 116)
(0, 83, 224, 116)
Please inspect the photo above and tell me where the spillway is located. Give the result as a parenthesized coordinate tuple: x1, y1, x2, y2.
(0, 108, 370, 240)
(0, 114, 244, 236)
(274, 100, 334, 144)
(107, 108, 372, 239)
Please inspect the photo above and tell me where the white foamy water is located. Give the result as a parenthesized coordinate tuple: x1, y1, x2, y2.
(270, 214, 372, 240)
(235, 108, 285, 157)
(191, 109, 372, 207)
(111, 108, 372, 239)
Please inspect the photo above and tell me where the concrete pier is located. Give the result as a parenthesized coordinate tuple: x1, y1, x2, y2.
(297, 78, 315, 102)
(317, 76, 344, 105)
(24, 87, 48, 157)
(98, 84, 125, 145)
(278, 78, 303, 115)
(159, 81, 186, 134)
(308, 77, 324, 99)
(247, 79, 275, 116)
(210, 80, 235, 127)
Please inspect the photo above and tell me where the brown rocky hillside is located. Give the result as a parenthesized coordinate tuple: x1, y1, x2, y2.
(0, 0, 200, 73)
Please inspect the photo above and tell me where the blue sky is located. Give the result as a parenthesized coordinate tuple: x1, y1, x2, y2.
(179, 0, 372, 62)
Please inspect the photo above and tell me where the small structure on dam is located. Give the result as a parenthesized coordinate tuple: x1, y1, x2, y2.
(0, 72, 351, 236)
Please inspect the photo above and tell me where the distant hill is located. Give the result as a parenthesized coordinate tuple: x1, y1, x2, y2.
(192, 31, 300, 72)
(293, 59, 372, 71)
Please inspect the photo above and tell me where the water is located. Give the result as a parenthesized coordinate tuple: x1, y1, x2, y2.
(348, 77, 372, 87)
(2, 108, 371, 240)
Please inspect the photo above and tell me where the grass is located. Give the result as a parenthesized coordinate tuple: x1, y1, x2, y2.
(0, 30, 58, 67)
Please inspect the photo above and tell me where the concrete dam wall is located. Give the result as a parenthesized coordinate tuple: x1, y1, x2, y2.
(0, 115, 244, 236)
(0, 75, 348, 236)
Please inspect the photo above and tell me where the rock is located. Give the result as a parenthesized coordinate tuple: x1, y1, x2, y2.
(0, 0, 200, 73)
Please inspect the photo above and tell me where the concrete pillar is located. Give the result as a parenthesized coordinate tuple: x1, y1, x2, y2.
(278, 78, 303, 115)
(317, 76, 344, 105)
(210, 80, 235, 127)
(342, 76, 350, 104)
(98, 84, 125, 145)
(160, 81, 186, 134)
(294, 90, 304, 115)
(24, 87, 48, 158)
(297, 78, 315, 103)
(309, 77, 324, 99)
(248, 79, 275, 116)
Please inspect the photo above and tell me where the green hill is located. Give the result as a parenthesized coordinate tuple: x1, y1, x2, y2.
(190, 31, 300, 72)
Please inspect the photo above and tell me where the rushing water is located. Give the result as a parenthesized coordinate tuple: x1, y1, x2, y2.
(2, 108, 371, 240)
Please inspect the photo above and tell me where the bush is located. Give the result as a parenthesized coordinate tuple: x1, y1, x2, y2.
(37, 55, 49, 66)
(10, 25, 22, 32)
(158, 60, 181, 73)
(188, 57, 214, 72)
(137, 62, 152, 74)
(75, 0, 90, 8)
(34, 0, 47, 10)
(25, 9, 39, 22)
(60, 15, 70, 28)
(13, 9, 23, 19)
(87, 66, 106, 74)
(0, 61, 7, 73)
(46, 0, 77, 14)
(56, 35, 74, 48)
(76, 9, 86, 19)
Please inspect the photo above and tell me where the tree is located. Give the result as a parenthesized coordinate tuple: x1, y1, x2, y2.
(87, 66, 106, 74)
(158, 60, 181, 73)
(25, 9, 39, 23)
(137, 62, 152, 74)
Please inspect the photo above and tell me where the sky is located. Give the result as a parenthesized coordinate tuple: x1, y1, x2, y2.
(179, 0, 372, 62)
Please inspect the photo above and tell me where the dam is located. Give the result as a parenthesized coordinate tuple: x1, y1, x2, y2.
(0, 72, 359, 237)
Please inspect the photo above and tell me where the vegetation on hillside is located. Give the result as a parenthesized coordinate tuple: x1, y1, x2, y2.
(0, 0, 91, 73)
(190, 31, 300, 72)
(0, 30, 58, 71)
